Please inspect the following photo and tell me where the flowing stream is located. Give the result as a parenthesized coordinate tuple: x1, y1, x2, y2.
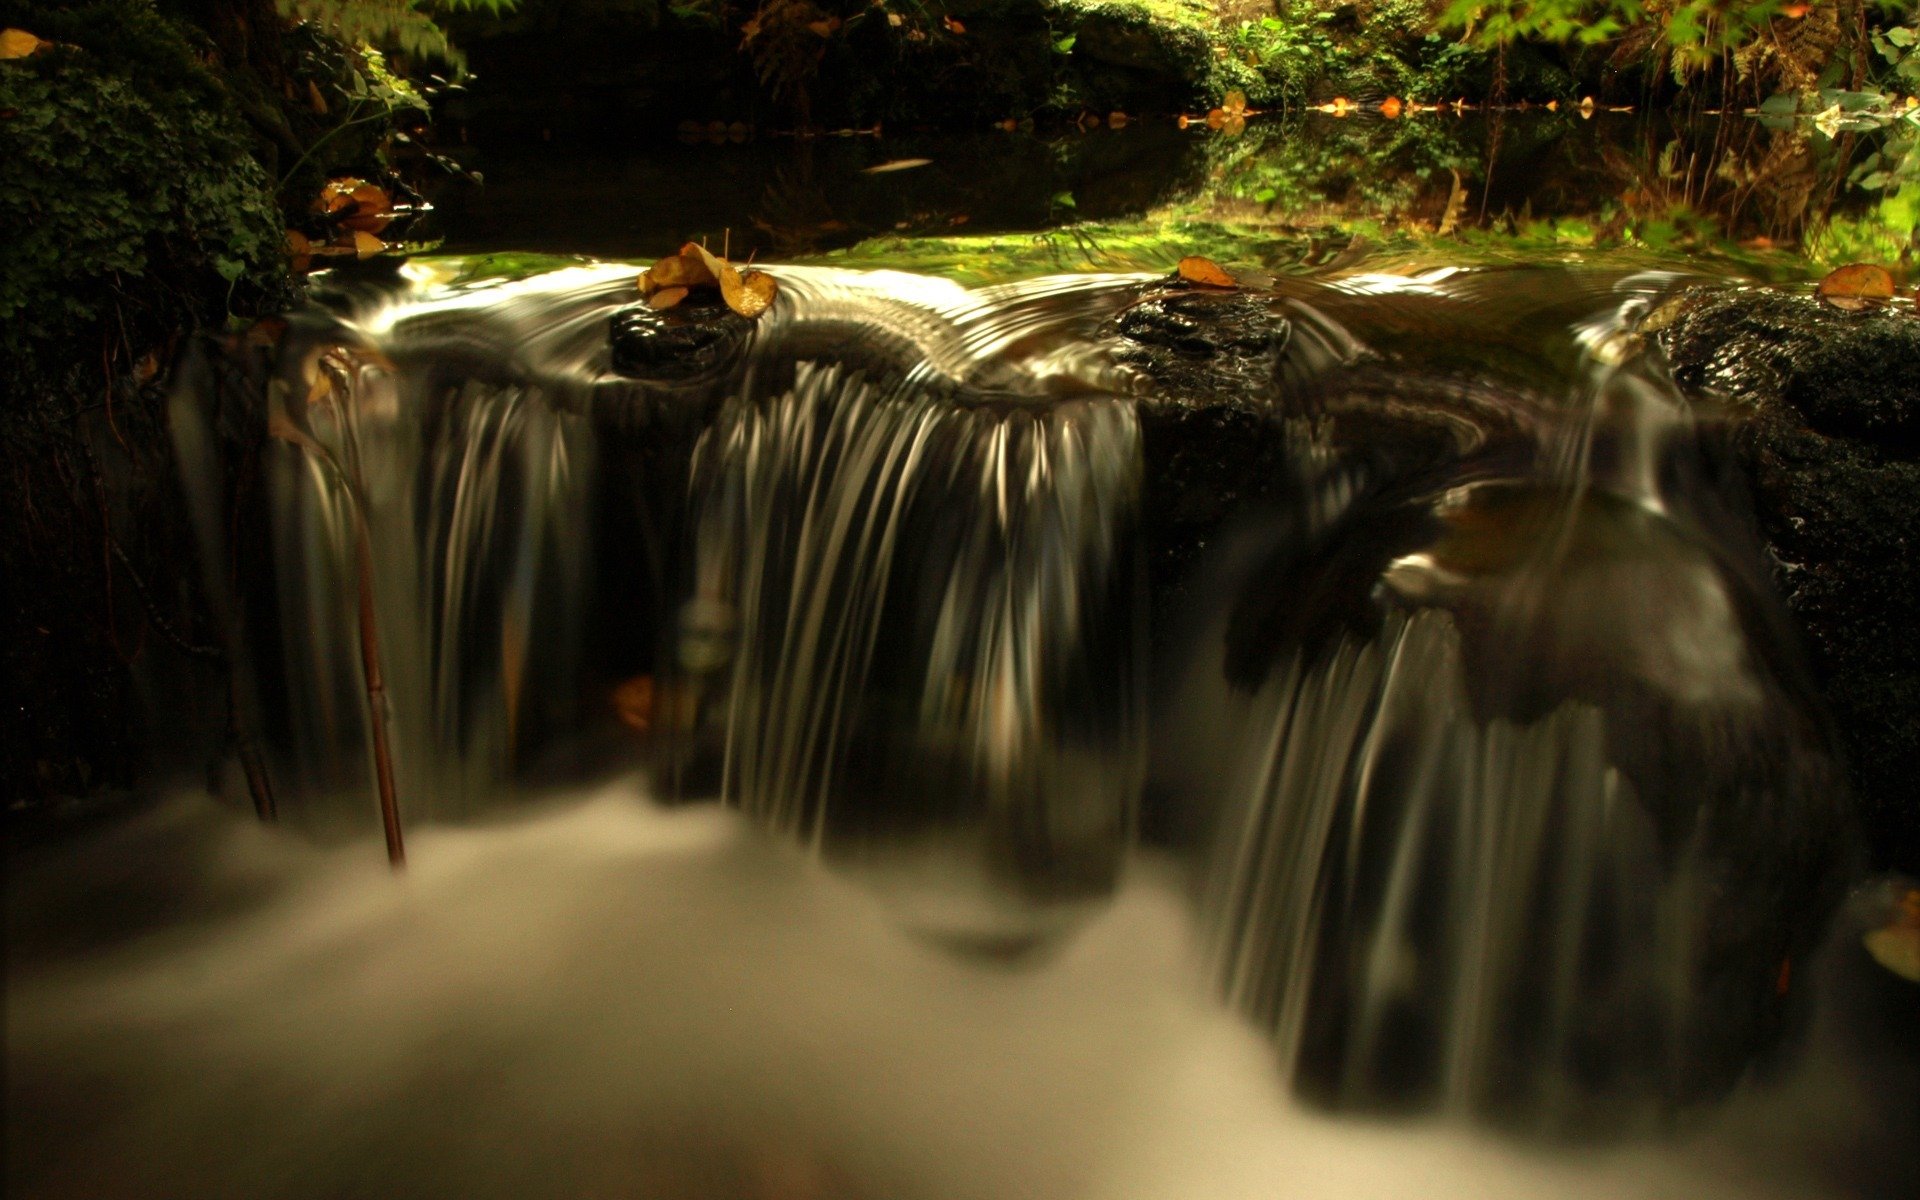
(8, 257, 1911, 1198)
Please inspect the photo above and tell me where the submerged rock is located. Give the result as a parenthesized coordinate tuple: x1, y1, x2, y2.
(1656, 289, 1920, 877)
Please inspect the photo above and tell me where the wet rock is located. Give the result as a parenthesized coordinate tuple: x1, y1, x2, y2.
(608, 300, 754, 381)
(1656, 289, 1920, 876)
(1109, 289, 1295, 631)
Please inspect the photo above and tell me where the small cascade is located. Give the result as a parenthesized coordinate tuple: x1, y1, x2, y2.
(165, 258, 1853, 1127)
(169, 266, 621, 831)
(1177, 276, 1851, 1129)
(673, 269, 1148, 947)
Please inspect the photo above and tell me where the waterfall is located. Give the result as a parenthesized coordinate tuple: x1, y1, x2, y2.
(1179, 277, 1851, 1129)
(166, 259, 1850, 1121)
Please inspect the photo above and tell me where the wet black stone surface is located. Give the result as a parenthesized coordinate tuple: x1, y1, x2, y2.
(1659, 289, 1920, 877)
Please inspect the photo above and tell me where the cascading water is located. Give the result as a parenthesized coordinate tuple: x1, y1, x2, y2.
(1165, 273, 1851, 1128)
(682, 271, 1146, 946)
(127, 255, 1872, 1198)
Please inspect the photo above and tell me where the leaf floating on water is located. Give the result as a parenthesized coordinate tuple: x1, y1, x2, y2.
(648, 285, 689, 310)
(1816, 263, 1895, 312)
(0, 28, 45, 58)
(1177, 256, 1237, 288)
(862, 157, 932, 174)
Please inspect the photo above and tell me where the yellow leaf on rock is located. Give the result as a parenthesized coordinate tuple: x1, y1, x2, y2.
(1177, 256, 1237, 288)
(1816, 263, 1896, 312)
(681, 242, 728, 288)
(724, 269, 778, 319)
(0, 28, 44, 59)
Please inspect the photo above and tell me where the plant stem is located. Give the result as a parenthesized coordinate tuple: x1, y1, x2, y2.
(351, 503, 406, 869)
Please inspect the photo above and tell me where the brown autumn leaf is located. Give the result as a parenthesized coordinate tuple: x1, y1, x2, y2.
(1177, 256, 1237, 288)
(724, 269, 778, 319)
(681, 241, 731, 289)
(1816, 263, 1896, 312)
(0, 28, 45, 59)
(648, 286, 689, 310)
(342, 183, 393, 233)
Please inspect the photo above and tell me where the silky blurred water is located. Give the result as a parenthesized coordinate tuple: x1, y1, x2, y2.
(5, 784, 1908, 1200)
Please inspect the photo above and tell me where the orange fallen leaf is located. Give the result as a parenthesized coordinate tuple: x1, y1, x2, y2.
(1816, 263, 1896, 312)
(1177, 256, 1237, 288)
(0, 28, 44, 58)
(648, 286, 689, 310)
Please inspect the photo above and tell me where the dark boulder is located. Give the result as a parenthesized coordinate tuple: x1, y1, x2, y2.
(1656, 289, 1920, 876)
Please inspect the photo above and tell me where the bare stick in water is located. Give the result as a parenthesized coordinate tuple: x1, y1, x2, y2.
(352, 505, 405, 869)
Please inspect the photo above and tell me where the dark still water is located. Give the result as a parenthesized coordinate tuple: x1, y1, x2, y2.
(430, 110, 1913, 277)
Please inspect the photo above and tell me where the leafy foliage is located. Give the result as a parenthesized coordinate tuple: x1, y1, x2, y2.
(279, 0, 519, 66)
(0, 1, 290, 387)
